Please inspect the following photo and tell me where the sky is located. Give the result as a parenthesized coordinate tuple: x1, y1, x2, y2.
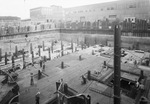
(0, 0, 118, 19)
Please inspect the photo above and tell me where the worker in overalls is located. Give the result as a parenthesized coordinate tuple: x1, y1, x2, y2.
(35, 91, 40, 104)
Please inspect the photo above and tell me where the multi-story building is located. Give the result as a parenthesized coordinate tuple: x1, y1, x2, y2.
(20, 19, 32, 26)
(30, 5, 64, 24)
(64, 0, 150, 23)
(0, 16, 21, 27)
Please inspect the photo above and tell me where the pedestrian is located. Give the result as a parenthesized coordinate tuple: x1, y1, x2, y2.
(30, 73, 34, 85)
(35, 91, 40, 104)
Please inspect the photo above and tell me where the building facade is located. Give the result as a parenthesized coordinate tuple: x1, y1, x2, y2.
(30, 5, 64, 24)
(30, 0, 150, 24)
(64, 0, 150, 22)
(0, 16, 21, 27)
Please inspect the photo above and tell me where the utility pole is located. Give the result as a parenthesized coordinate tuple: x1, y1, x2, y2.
(114, 25, 121, 104)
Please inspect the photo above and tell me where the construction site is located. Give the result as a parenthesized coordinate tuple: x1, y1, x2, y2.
(0, 25, 150, 104)
(1, 0, 150, 104)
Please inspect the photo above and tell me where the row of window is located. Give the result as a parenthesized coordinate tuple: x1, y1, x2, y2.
(66, 1, 146, 15)
(66, 4, 137, 15)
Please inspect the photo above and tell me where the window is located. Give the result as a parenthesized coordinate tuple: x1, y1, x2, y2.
(78, 11, 83, 13)
(111, 7, 114, 10)
(129, 4, 136, 8)
(109, 15, 117, 18)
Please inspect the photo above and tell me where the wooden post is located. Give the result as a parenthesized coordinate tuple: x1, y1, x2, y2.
(5, 52, 7, 65)
(114, 25, 121, 104)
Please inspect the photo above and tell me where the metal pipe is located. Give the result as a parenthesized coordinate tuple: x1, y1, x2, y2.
(114, 25, 121, 104)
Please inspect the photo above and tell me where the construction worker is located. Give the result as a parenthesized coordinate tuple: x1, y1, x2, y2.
(40, 60, 42, 68)
(134, 60, 137, 67)
(38, 70, 42, 80)
(135, 80, 139, 88)
(81, 75, 86, 84)
(42, 62, 45, 72)
(35, 91, 40, 104)
(30, 73, 34, 85)
(103, 61, 107, 68)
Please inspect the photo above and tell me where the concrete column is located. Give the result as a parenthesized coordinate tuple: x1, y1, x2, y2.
(15, 46, 18, 58)
(0, 48, 2, 62)
(79, 55, 82, 61)
(31, 51, 34, 64)
(48, 48, 51, 60)
(61, 61, 64, 69)
(12, 54, 15, 68)
(61, 41, 63, 56)
(51, 41, 53, 53)
(38, 46, 41, 57)
(22, 49, 25, 69)
(30, 43, 33, 54)
(71, 40, 73, 53)
(42, 41, 45, 51)
(94, 37, 97, 45)
(81, 43, 83, 50)
(5, 52, 7, 65)
(87, 70, 91, 80)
